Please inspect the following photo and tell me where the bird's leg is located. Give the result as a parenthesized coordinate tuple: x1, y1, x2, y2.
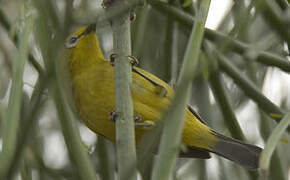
(109, 110, 119, 122)
(127, 55, 139, 66)
(110, 110, 153, 127)
(129, 9, 136, 21)
(134, 114, 155, 127)
(109, 54, 138, 67)
(109, 53, 117, 66)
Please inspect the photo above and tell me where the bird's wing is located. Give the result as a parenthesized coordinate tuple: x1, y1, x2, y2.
(132, 67, 171, 98)
(187, 105, 208, 125)
(132, 67, 174, 98)
(131, 67, 174, 116)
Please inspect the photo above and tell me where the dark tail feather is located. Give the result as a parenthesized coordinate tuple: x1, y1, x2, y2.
(212, 132, 262, 170)
(180, 146, 211, 159)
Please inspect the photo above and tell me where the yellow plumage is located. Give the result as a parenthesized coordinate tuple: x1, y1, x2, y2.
(65, 25, 262, 170)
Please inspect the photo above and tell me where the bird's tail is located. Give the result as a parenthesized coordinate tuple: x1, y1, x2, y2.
(211, 131, 262, 170)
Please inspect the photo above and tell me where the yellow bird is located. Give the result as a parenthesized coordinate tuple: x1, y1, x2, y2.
(65, 24, 262, 170)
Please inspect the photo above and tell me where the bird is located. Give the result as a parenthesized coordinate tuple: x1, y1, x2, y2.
(65, 24, 262, 170)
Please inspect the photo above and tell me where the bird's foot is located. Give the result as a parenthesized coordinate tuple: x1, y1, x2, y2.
(110, 110, 154, 127)
(134, 114, 155, 127)
(109, 53, 117, 66)
(109, 110, 119, 122)
(109, 54, 139, 66)
(127, 55, 139, 66)
(130, 10, 136, 21)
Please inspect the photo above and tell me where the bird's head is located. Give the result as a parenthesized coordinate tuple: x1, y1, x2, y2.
(65, 24, 105, 73)
(65, 24, 97, 49)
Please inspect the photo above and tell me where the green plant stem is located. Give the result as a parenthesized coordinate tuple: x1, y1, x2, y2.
(170, 22, 179, 84)
(1, 7, 49, 175)
(215, 51, 286, 123)
(132, 6, 149, 58)
(259, 0, 290, 44)
(148, 0, 195, 27)
(96, 137, 115, 180)
(53, 81, 97, 180)
(205, 43, 245, 141)
(32, 1, 97, 179)
(164, 0, 179, 83)
(0, 8, 45, 75)
(111, 9, 138, 180)
(259, 113, 290, 179)
(6, 77, 47, 177)
(0, 15, 33, 179)
(206, 45, 259, 180)
(248, 58, 286, 180)
(76, 0, 143, 27)
(148, 0, 290, 73)
(151, 0, 211, 179)
(162, 15, 174, 82)
(0, 8, 10, 31)
(259, 112, 286, 180)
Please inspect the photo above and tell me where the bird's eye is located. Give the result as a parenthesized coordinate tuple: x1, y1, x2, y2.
(65, 36, 79, 48)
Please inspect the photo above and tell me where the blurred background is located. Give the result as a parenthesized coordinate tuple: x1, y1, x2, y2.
(0, 0, 289, 179)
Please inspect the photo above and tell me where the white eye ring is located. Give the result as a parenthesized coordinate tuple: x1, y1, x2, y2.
(65, 36, 79, 48)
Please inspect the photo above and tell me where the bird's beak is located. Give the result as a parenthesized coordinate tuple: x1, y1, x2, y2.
(84, 24, 96, 35)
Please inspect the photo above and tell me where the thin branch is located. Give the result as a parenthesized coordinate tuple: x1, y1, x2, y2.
(32, 1, 97, 179)
(0, 8, 45, 76)
(259, 112, 286, 180)
(148, 1, 290, 73)
(7, 77, 47, 177)
(164, 0, 179, 83)
(0, 15, 34, 179)
(148, 0, 195, 27)
(0, 8, 10, 30)
(0, 7, 47, 178)
(259, 0, 290, 44)
(96, 137, 115, 180)
(111, 2, 138, 180)
(259, 113, 290, 179)
(75, 0, 143, 27)
(215, 50, 286, 124)
(132, 6, 149, 59)
(151, 0, 211, 179)
(54, 87, 97, 180)
(205, 42, 245, 141)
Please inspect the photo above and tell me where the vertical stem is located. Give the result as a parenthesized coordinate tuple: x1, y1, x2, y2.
(215, 50, 285, 122)
(0, 15, 33, 179)
(206, 61, 245, 141)
(132, 6, 149, 59)
(151, 0, 211, 179)
(259, 113, 290, 178)
(164, 4, 179, 84)
(32, 1, 97, 179)
(53, 88, 97, 180)
(111, 8, 138, 180)
(96, 137, 115, 180)
(259, 113, 286, 180)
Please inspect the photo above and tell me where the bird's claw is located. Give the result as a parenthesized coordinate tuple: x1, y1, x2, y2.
(109, 54, 139, 67)
(127, 55, 139, 66)
(109, 110, 119, 122)
(135, 121, 155, 127)
(134, 114, 154, 127)
(110, 53, 117, 66)
(110, 110, 154, 127)
(129, 10, 136, 21)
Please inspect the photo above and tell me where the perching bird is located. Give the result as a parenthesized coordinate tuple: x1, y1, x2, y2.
(65, 24, 262, 170)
